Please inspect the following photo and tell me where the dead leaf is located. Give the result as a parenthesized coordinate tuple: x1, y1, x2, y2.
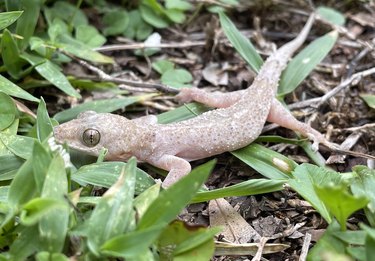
(209, 198, 261, 243)
(202, 63, 228, 86)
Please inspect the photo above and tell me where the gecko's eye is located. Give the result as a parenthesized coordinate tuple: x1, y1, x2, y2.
(82, 128, 100, 147)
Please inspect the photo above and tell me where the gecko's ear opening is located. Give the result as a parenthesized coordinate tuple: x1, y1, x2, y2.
(78, 110, 97, 119)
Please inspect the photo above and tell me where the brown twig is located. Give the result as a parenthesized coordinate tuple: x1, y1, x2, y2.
(288, 67, 375, 110)
(59, 49, 179, 94)
(299, 233, 312, 261)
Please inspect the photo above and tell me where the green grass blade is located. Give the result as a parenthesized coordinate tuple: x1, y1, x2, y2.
(21, 53, 81, 98)
(0, 92, 16, 130)
(231, 143, 297, 179)
(1, 29, 24, 79)
(317, 6, 346, 26)
(137, 160, 215, 230)
(100, 225, 164, 258)
(219, 12, 263, 73)
(0, 74, 39, 102)
(86, 158, 137, 254)
(36, 98, 53, 142)
(192, 178, 284, 203)
(0, 11, 23, 30)
(39, 155, 69, 252)
(278, 31, 338, 97)
(53, 95, 153, 123)
(72, 161, 155, 195)
(15, 0, 41, 50)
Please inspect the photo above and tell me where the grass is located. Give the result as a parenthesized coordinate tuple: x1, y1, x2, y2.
(0, 1, 374, 260)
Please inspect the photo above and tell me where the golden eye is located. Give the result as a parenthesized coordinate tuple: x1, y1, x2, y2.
(82, 128, 100, 147)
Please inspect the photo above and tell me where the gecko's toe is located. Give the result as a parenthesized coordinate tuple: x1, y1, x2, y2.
(307, 133, 320, 152)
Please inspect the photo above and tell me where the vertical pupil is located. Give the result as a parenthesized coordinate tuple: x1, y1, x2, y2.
(83, 128, 100, 147)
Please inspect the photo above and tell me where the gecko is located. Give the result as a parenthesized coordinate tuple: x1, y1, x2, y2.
(54, 14, 331, 187)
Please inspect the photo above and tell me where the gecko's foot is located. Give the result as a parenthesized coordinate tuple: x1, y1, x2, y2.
(306, 132, 340, 152)
(175, 87, 200, 103)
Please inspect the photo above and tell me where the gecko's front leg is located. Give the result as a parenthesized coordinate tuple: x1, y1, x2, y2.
(149, 155, 192, 188)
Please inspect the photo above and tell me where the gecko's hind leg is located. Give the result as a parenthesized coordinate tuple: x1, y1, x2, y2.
(150, 155, 192, 188)
(176, 87, 245, 108)
(267, 98, 334, 150)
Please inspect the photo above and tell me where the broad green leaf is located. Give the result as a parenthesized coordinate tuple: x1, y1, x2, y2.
(75, 24, 106, 48)
(0, 154, 24, 181)
(0, 11, 23, 30)
(278, 31, 338, 96)
(143, 0, 165, 13)
(366, 235, 375, 261)
(15, 0, 42, 50)
(53, 95, 153, 123)
(231, 143, 297, 179)
(100, 225, 164, 258)
(140, 4, 169, 29)
(32, 141, 51, 193)
(72, 162, 155, 195)
(332, 230, 366, 245)
(0, 74, 39, 102)
(47, 18, 69, 42)
(360, 224, 375, 261)
(1, 29, 24, 79)
(133, 184, 161, 218)
(0, 117, 18, 137)
(9, 225, 42, 260)
(39, 155, 69, 252)
(308, 221, 348, 260)
(360, 94, 375, 109)
(157, 103, 210, 124)
(161, 69, 193, 88)
(8, 158, 37, 207)
(86, 158, 137, 255)
(102, 10, 129, 36)
(0, 133, 35, 159)
(36, 98, 53, 142)
(158, 221, 218, 259)
(21, 53, 81, 98)
(351, 166, 375, 226)
(192, 178, 284, 203)
(315, 183, 369, 231)
(123, 10, 153, 40)
(20, 198, 62, 226)
(46, 1, 88, 28)
(165, 0, 193, 11)
(137, 160, 214, 230)
(0, 92, 16, 130)
(317, 6, 346, 26)
(152, 60, 174, 74)
(0, 186, 9, 202)
(57, 34, 113, 64)
(288, 163, 343, 223)
(219, 12, 263, 73)
(35, 252, 69, 261)
(164, 9, 185, 23)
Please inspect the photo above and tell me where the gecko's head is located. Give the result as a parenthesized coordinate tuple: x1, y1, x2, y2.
(53, 111, 133, 160)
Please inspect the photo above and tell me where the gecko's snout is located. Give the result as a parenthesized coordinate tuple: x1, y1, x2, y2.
(53, 125, 64, 144)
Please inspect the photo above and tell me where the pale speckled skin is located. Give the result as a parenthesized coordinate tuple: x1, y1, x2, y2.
(54, 14, 325, 187)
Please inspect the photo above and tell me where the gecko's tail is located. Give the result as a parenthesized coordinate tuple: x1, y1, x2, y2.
(270, 13, 316, 65)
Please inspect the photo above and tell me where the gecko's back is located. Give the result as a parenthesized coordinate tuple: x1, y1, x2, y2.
(158, 14, 316, 159)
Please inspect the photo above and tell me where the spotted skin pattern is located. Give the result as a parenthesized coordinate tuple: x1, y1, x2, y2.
(54, 14, 326, 187)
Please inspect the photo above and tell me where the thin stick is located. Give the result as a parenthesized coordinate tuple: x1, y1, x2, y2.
(59, 49, 179, 94)
(299, 233, 312, 261)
